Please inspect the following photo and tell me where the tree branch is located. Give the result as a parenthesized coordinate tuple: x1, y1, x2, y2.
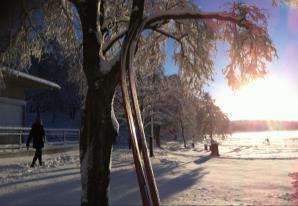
(61, 2, 81, 31)
(144, 121, 164, 129)
(102, 17, 129, 31)
(144, 10, 252, 30)
(148, 26, 187, 57)
(149, 27, 186, 42)
(21, 0, 47, 44)
(103, 30, 127, 54)
(67, 0, 81, 8)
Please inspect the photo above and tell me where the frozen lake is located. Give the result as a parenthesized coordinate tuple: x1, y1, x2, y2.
(220, 130, 298, 158)
(231, 130, 298, 141)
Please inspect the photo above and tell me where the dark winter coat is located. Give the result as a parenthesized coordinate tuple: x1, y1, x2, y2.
(26, 123, 45, 149)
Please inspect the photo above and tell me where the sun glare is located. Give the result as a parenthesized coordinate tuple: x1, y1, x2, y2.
(216, 75, 298, 121)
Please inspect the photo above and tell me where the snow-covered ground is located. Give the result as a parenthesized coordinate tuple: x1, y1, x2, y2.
(0, 133, 298, 205)
(0, 150, 81, 205)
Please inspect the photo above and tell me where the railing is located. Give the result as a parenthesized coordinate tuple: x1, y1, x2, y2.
(0, 126, 80, 150)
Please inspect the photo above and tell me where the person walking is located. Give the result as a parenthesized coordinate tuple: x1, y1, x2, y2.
(26, 117, 45, 167)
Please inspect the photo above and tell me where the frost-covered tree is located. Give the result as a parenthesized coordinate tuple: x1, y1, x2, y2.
(27, 49, 83, 121)
(160, 75, 228, 148)
(163, 75, 193, 148)
(201, 93, 230, 142)
(0, 0, 283, 205)
(134, 37, 167, 155)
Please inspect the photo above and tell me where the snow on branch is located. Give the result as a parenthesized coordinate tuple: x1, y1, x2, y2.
(99, 52, 120, 74)
(103, 30, 127, 54)
(141, 5, 276, 89)
(21, 0, 47, 44)
(149, 27, 186, 42)
(144, 10, 253, 31)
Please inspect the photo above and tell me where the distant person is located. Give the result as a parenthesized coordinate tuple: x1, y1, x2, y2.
(203, 136, 208, 150)
(264, 138, 270, 145)
(26, 117, 45, 167)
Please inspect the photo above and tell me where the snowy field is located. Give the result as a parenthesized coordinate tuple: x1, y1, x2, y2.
(0, 131, 298, 205)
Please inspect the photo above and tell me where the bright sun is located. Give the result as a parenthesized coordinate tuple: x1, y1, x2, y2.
(216, 75, 298, 121)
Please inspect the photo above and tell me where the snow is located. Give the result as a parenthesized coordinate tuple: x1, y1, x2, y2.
(0, 65, 61, 90)
(0, 150, 80, 205)
(99, 53, 120, 74)
(0, 132, 298, 205)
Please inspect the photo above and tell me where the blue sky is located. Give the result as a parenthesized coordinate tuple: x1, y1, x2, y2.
(165, 0, 298, 121)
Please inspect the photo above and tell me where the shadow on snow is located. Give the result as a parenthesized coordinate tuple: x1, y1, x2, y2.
(110, 155, 209, 205)
(0, 170, 80, 205)
(289, 172, 298, 205)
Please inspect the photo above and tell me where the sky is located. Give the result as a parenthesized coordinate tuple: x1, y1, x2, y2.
(165, 0, 298, 121)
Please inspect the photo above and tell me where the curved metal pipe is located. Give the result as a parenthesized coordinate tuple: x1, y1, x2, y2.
(120, 21, 151, 206)
(120, 19, 160, 206)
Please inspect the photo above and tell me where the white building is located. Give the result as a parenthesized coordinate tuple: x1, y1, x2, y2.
(0, 66, 60, 128)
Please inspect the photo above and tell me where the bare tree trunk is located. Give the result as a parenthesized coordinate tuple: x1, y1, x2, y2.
(155, 125, 161, 148)
(128, 138, 132, 149)
(210, 121, 213, 143)
(179, 117, 187, 148)
(74, 1, 120, 205)
(173, 128, 178, 141)
(181, 126, 186, 148)
(80, 86, 118, 205)
(149, 115, 154, 157)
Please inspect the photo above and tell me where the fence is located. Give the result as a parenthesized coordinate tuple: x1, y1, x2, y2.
(0, 127, 80, 149)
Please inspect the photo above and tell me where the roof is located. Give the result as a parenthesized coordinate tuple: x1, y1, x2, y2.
(0, 66, 61, 91)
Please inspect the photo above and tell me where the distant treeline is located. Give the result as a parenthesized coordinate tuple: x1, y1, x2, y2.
(230, 120, 298, 132)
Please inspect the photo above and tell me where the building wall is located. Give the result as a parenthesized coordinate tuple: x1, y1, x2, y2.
(0, 97, 25, 127)
(0, 83, 24, 99)
(0, 97, 25, 144)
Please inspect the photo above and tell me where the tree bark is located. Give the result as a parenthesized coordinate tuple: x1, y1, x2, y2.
(80, 86, 118, 205)
(181, 126, 186, 148)
(179, 117, 187, 148)
(150, 115, 154, 157)
(155, 125, 161, 148)
(74, 1, 120, 205)
(128, 138, 132, 149)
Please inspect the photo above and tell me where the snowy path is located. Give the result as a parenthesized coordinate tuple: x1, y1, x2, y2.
(0, 151, 81, 205)
(0, 142, 297, 205)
